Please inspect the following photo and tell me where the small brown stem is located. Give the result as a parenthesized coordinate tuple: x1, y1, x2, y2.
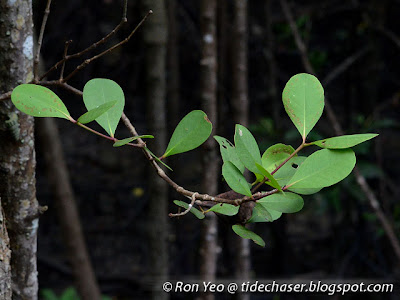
(169, 193, 198, 217)
(60, 40, 72, 80)
(34, 0, 52, 81)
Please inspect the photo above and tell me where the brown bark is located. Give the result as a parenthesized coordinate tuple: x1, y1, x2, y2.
(35, 118, 102, 300)
(142, 1, 169, 299)
(199, 1, 219, 299)
(0, 1, 39, 299)
(0, 197, 11, 300)
(231, 2, 250, 298)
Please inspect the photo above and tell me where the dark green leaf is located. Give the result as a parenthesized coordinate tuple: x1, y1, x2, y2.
(207, 203, 239, 216)
(232, 224, 265, 247)
(311, 133, 378, 149)
(77, 100, 117, 124)
(163, 110, 212, 158)
(258, 192, 304, 213)
(247, 203, 274, 223)
(287, 149, 356, 189)
(261, 143, 296, 172)
(83, 78, 125, 137)
(113, 135, 154, 147)
(234, 124, 262, 174)
(11, 84, 71, 120)
(173, 200, 205, 219)
(282, 73, 324, 139)
(255, 163, 282, 192)
(222, 162, 252, 196)
(214, 135, 245, 173)
(40, 289, 58, 300)
(60, 287, 79, 300)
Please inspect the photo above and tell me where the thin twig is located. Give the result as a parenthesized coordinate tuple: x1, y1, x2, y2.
(169, 193, 198, 217)
(60, 40, 72, 80)
(279, 0, 400, 262)
(322, 47, 369, 87)
(62, 10, 153, 83)
(34, 0, 52, 81)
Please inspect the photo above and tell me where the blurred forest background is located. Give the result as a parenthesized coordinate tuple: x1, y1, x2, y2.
(13, 0, 400, 299)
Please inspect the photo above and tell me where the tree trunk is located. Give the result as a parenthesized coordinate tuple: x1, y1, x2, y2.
(0, 1, 39, 299)
(199, 1, 218, 300)
(142, 1, 169, 299)
(35, 118, 102, 300)
(0, 197, 12, 300)
(231, 2, 250, 299)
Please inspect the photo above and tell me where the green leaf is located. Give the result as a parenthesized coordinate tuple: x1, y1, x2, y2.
(311, 133, 379, 149)
(60, 287, 79, 300)
(145, 146, 173, 171)
(11, 84, 71, 120)
(262, 143, 296, 172)
(77, 100, 117, 124)
(273, 156, 307, 186)
(232, 224, 265, 247)
(282, 73, 324, 139)
(247, 203, 273, 223)
(207, 203, 239, 216)
(222, 162, 252, 197)
(214, 135, 245, 173)
(287, 149, 356, 189)
(113, 135, 154, 147)
(255, 163, 282, 192)
(234, 124, 262, 174)
(173, 200, 205, 219)
(83, 78, 125, 137)
(40, 289, 59, 300)
(258, 192, 304, 213)
(163, 110, 212, 158)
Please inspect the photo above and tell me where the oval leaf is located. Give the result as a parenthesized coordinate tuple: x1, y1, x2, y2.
(282, 73, 324, 139)
(262, 143, 295, 172)
(83, 78, 125, 137)
(287, 149, 356, 189)
(113, 135, 154, 147)
(11, 84, 71, 120)
(214, 135, 245, 173)
(207, 203, 239, 216)
(234, 124, 262, 174)
(311, 133, 378, 149)
(258, 192, 304, 213)
(163, 110, 212, 158)
(77, 100, 117, 124)
(273, 156, 307, 186)
(222, 162, 252, 197)
(173, 200, 205, 219)
(232, 224, 265, 247)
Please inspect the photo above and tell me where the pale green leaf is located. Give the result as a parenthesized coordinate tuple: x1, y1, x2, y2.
(282, 73, 324, 139)
(255, 163, 282, 192)
(145, 146, 173, 171)
(232, 224, 265, 247)
(234, 124, 262, 174)
(273, 156, 307, 186)
(214, 135, 245, 173)
(207, 203, 239, 216)
(11, 84, 71, 120)
(222, 162, 252, 197)
(287, 149, 356, 189)
(83, 78, 125, 137)
(113, 135, 154, 147)
(163, 110, 212, 158)
(173, 200, 205, 219)
(311, 134, 378, 149)
(77, 100, 117, 124)
(258, 192, 304, 213)
(261, 143, 296, 172)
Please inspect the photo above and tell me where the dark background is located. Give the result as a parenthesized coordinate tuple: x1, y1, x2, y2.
(32, 0, 400, 299)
